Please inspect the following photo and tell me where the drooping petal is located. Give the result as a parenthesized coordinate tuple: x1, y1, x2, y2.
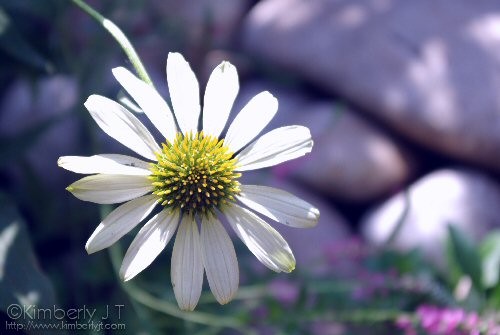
(166, 52, 200, 134)
(120, 209, 180, 281)
(112, 67, 177, 142)
(237, 185, 319, 228)
(67, 174, 153, 204)
(171, 215, 204, 311)
(58, 154, 151, 175)
(85, 95, 160, 160)
(200, 216, 238, 305)
(224, 91, 278, 153)
(235, 126, 313, 171)
(85, 194, 159, 254)
(202, 61, 239, 138)
(225, 204, 295, 273)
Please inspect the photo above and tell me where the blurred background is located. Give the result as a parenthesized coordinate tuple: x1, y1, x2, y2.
(1, 0, 500, 334)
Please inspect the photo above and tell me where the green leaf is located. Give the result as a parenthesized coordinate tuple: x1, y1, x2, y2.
(488, 283, 500, 310)
(0, 193, 57, 332)
(447, 224, 483, 290)
(0, 6, 52, 71)
(479, 231, 500, 288)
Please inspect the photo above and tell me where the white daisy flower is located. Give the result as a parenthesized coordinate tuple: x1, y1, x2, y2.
(58, 52, 319, 311)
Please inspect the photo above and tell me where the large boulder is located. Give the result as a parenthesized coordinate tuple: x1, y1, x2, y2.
(361, 169, 500, 266)
(243, 0, 500, 171)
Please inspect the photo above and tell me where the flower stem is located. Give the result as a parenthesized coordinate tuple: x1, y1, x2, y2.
(69, 0, 153, 85)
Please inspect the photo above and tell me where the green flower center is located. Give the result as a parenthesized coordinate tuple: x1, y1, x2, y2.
(150, 132, 241, 217)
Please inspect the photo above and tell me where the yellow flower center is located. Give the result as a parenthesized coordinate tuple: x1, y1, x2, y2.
(149, 132, 241, 217)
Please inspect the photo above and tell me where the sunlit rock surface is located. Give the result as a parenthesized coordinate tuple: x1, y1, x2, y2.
(243, 0, 500, 171)
(361, 169, 500, 267)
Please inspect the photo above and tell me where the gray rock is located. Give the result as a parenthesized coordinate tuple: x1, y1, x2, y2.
(150, 0, 250, 48)
(361, 169, 500, 267)
(243, 0, 500, 171)
(0, 76, 80, 187)
(235, 82, 414, 201)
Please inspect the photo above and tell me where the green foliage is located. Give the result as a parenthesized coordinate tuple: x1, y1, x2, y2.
(479, 232, 500, 289)
(446, 224, 483, 291)
(0, 194, 57, 332)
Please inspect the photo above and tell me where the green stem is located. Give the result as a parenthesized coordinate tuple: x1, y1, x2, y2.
(70, 0, 153, 85)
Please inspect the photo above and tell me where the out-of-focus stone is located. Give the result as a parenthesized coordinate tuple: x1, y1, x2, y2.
(361, 169, 500, 267)
(234, 82, 414, 201)
(243, 0, 500, 171)
(0, 76, 80, 186)
(151, 0, 250, 48)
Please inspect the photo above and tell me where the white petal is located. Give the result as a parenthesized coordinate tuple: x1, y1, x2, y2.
(202, 61, 239, 138)
(58, 154, 151, 175)
(166, 53, 200, 134)
(200, 216, 238, 305)
(171, 216, 204, 311)
(224, 91, 278, 153)
(237, 185, 319, 228)
(235, 126, 313, 171)
(85, 194, 158, 254)
(225, 204, 295, 273)
(85, 95, 161, 160)
(113, 67, 177, 142)
(120, 209, 180, 281)
(67, 174, 153, 204)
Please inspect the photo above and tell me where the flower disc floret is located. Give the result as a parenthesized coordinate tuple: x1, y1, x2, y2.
(150, 131, 241, 216)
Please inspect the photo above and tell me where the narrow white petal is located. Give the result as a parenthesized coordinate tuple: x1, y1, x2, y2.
(202, 61, 239, 138)
(58, 154, 151, 175)
(225, 204, 295, 273)
(67, 174, 153, 204)
(85, 194, 158, 254)
(113, 67, 177, 142)
(85, 95, 161, 160)
(237, 185, 319, 228)
(200, 216, 238, 305)
(171, 216, 204, 311)
(120, 209, 180, 281)
(235, 126, 313, 171)
(224, 91, 278, 153)
(167, 53, 200, 134)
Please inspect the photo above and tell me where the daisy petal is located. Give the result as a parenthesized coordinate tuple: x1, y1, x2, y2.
(85, 194, 158, 254)
(171, 216, 204, 311)
(235, 126, 313, 171)
(237, 185, 319, 228)
(167, 52, 200, 134)
(67, 174, 153, 204)
(85, 95, 160, 160)
(58, 154, 151, 175)
(200, 216, 238, 305)
(202, 61, 239, 138)
(225, 204, 295, 273)
(120, 209, 180, 281)
(112, 67, 177, 142)
(224, 91, 278, 153)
